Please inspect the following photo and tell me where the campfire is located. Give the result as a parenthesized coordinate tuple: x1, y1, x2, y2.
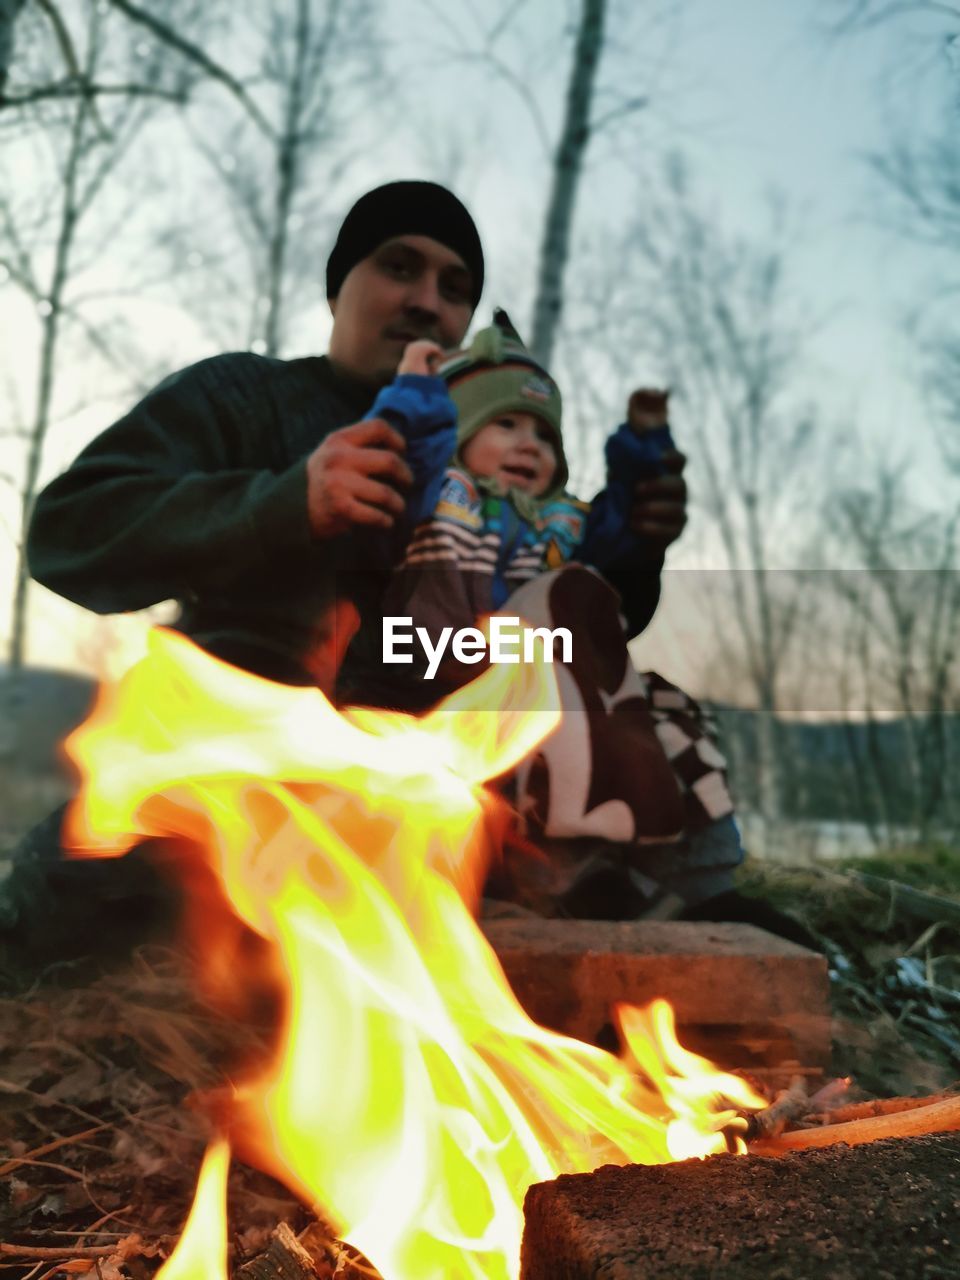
(8, 627, 957, 1280)
(55, 628, 765, 1279)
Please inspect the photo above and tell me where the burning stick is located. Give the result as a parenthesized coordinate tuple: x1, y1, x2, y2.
(236, 1223, 319, 1278)
(750, 1094, 960, 1154)
(724, 1075, 852, 1148)
(723, 1075, 810, 1145)
(747, 1076, 809, 1140)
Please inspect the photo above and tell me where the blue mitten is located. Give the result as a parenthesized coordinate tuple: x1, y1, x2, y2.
(366, 374, 458, 530)
(577, 421, 676, 573)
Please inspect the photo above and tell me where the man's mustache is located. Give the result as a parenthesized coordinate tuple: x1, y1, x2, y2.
(383, 323, 442, 343)
(384, 306, 449, 342)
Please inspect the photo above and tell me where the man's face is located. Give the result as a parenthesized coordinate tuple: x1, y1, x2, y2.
(328, 234, 475, 384)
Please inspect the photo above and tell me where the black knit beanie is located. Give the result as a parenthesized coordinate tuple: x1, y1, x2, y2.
(325, 181, 484, 307)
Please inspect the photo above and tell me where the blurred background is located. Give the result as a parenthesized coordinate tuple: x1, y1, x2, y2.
(0, 0, 957, 863)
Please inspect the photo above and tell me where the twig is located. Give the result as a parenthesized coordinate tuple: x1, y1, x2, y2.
(37, 1230, 125, 1239)
(0, 1121, 109, 1175)
(0, 1080, 105, 1131)
(76, 1206, 134, 1245)
(809, 1091, 959, 1127)
(804, 1076, 852, 1113)
(0, 1158, 87, 1180)
(106, 0, 272, 137)
(0, 1244, 114, 1260)
(3, 80, 189, 106)
(741, 1075, 809, 1141)
(750, 1094, 960, 1154)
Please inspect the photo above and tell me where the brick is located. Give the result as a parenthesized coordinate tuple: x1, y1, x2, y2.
(482, 919, 829, 1071)
(520, 1133, 960, 1279)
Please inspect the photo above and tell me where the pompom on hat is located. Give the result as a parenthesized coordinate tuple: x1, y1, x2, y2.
(439, 309, 568, 500)
(326, 180, 484, 308)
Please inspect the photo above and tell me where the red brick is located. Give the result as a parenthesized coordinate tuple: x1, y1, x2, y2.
(482, 918, 829, 1070)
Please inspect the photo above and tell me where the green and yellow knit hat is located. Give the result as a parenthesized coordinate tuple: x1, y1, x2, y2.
(438, 309, 568, 499)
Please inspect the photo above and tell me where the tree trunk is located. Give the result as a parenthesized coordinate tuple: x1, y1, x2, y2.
(0, 0, 27, 99)
(263, 0, 309, 358)
(529, 0, 606, 366)
(7, 89, 91, 674)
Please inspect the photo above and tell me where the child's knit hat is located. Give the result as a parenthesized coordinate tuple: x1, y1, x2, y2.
(438, 309, 568, 500)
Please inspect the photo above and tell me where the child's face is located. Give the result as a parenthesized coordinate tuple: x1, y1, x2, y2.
(461, 412, 559, 497)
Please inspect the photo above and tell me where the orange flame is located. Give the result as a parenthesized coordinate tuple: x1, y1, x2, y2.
(65, 629, 763, 1280)
(155, 1138, 229, 1279)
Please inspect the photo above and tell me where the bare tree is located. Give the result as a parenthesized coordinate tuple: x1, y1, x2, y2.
(826, 468, 960, 843)
(529, 0, 608, 365)
(1, 0, 386, 690)
(0, 0, 204, 113)
(0, 0, 27, 99)
(137, 0, 383, 357)
(0, 0, 199, 677)
(827, 1, 959, 39)
(827, 0, 960, 477)
(564, 158, 829, 819)
(400, 0, 655, 363)
(870, 122, 960, 474)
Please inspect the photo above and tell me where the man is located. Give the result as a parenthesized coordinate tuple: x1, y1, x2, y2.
(6, 180, 811, 958)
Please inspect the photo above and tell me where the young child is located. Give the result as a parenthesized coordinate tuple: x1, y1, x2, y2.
(379, 317, 586, 655)
(352, 313, 744, 922)
(367, 311, 677, 666)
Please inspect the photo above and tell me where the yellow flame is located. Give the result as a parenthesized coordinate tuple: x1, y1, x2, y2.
(155, 1138, 230, 1280)
(617, 1000, 763, 1159)
(65, 629, 764, 1280)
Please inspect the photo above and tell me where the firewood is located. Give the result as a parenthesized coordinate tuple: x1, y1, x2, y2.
(742, 1075, 809, 1140)
(236, 1222, 319, 1279)
(749, 1094, 960, 1154)
(808, 1091, 959, 1127)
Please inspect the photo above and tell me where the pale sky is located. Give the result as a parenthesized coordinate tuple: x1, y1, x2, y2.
(1, 0, 955, 688)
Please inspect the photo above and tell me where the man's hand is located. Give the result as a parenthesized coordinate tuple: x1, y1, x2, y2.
(306, 419, 413, 538)
(628, 448, 688, 547)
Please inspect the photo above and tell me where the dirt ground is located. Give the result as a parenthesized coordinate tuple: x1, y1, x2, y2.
(1, 943, 957, 1279)
(0, 950, 319, 1279)
(2, 850, 959, 1278)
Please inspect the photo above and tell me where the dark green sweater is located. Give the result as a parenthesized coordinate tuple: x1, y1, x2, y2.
(27, 351, 386, 686)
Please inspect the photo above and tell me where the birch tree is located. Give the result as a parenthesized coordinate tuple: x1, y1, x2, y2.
(0, 0, 199, 678)
(828, 0, 960, 474)
(0, 0, 27, 98)
(132, 0, 383, 356)
(827, 470, 960, 843)
(565, 158, 828, 819)
(871, 123, 960, 475)
(1, 0, 383, 688)
(404, 0, 654, 364)
(529, 0, 607, 365)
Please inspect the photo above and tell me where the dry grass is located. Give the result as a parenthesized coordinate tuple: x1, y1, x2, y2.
(736, 854, 960, 1096)
(0, 946, 374, 1278)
